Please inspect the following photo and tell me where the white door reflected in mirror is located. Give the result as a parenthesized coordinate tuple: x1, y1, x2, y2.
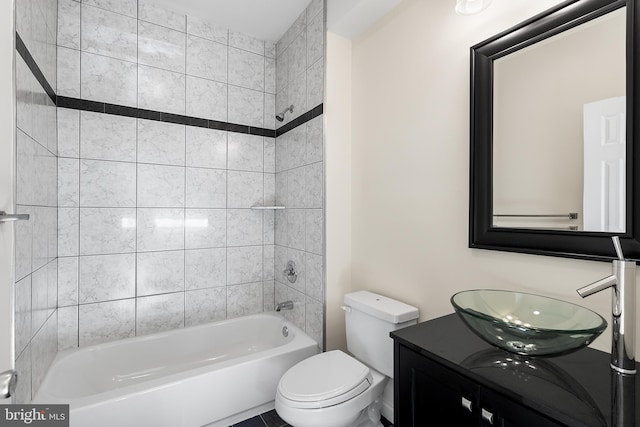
(583, 96, 626, 232)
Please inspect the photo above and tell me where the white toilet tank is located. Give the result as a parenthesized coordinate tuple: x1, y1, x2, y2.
(344, 291, 419, 378)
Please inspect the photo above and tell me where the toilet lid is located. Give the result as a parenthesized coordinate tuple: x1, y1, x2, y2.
(278, 350, 372, 407)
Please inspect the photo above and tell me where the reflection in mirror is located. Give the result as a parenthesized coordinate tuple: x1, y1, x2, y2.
(492, 8, 626, 232)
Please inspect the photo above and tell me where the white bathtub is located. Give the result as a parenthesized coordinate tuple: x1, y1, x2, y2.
(33, 312, 318, 427)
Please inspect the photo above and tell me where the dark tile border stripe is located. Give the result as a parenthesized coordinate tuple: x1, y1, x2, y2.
(17, 31, 322, 139)
(16, 32, 56, 104)
(276, 104, 324, 137)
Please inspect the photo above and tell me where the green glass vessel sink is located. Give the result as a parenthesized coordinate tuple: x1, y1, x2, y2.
(451, 290, 607, 357)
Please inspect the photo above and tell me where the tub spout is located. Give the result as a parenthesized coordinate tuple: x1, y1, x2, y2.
(276, 300, 294, 312)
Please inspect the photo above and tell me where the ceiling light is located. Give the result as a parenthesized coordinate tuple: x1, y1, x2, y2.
(456, 0, 492, 15)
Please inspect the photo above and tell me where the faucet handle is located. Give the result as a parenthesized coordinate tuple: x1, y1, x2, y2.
(612, 236, 625, 261)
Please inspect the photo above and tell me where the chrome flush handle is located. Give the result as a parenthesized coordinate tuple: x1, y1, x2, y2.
(0, 211, 29, 223)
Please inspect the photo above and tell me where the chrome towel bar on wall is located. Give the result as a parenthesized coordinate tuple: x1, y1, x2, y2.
(493, 213, 578, 219)
(0, 211, 30, 223)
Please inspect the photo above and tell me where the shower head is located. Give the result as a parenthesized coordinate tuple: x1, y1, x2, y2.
(276, 105, 294, 122)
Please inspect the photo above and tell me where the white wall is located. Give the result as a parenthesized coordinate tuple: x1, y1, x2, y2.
(325, 32, 352, 351)
(337, 0, 631, 354)
(0, 0, 15, 379)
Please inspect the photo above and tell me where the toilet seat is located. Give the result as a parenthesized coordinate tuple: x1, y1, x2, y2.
(277, 350, 373, 409)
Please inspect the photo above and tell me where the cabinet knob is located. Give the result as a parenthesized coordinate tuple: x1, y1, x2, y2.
(461, 397, 473, 412)
(481, 408, 494, 424)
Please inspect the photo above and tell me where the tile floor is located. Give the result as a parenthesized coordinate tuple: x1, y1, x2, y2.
(229, 410, 290, 427)
(230, 410, 394, 427)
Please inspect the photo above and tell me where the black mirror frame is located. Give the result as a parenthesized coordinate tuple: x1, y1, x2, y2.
(469, 0, 640, 261)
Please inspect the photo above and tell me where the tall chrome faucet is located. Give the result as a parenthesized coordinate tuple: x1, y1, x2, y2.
(577, 236, 636, 375)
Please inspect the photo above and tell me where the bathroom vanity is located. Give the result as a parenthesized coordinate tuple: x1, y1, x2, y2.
(391, 314, 640, 426)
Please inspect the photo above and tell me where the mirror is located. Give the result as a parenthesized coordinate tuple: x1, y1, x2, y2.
(469, 0, 640, 260)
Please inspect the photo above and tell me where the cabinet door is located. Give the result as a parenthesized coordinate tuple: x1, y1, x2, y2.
(396, 345, 480, 426)
(481, 388, 566, 427)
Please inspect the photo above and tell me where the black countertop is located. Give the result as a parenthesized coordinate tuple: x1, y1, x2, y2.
(391, 313, 640, 426)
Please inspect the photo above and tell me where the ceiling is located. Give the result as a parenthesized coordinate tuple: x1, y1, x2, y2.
(147, 0, 312, 42)
(147, 0, 404, 43)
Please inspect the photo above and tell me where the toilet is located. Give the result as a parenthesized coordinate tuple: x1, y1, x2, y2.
(275, 291, 419, 427)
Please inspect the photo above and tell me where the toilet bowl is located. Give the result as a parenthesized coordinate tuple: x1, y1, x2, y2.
(275, 350, 387, 427)
(275, 291, 419, 427)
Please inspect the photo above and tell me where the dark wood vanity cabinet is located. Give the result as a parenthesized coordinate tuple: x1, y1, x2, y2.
(391, 314, 640, 427)
(396, 344, 563, 426)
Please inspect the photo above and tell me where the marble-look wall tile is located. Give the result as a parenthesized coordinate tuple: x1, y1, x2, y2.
(307, 0, 324, 21)
(227, 245, 263, 285)
(185, 248, 226, 290)
(228, 133, 263, 172)
(15, 206, 33, 281)
(186, 16, 228, 44)
(227, 209, 263, 247)
(14, 276, 31, 357)
(227, 171, 263, 208)
(307, 58, 324, 110)
(80, 111, 137, 162)
(307, 12, 324, 68)
(138, 65, 185, 115)
(228, 86, 263, 128)
(80, 159, 137, 207)
(138, 0, 185, 32)
(13, 346, 31, 404)
(305, 297, 323, 349)
(264, 173, 275, 206)
(58, 208, 80, 257)
(31, 315, 57, 395)
(229, 31, 264, 55)
(58, 305, 79, 350)
(186, 35, 227, 83)
(58, 0, 80, 49)
(137, 163, 185, 208)
(16, 58, 33, 138)
(78, 253, 136, 303)
(264, 93, 276, 131)
(305, 252, 324, 302)
(305, 115, 323, 164)
(263, 245, 275, 280)
(57, 46, 80, 98)
(138, 21, 186, 73)
(47, 260, 58, 315)
(79, 207, 137, 255)
(287, 167, 305, 209)
(263, 281, 275, 312)
(265, 58, 276, 95)
(83, 0, 138, 18)
(136, 208, 184, 252)
(185, 209, 226, 249)
(265, 42, 276, 59)
(305, 162, 323, 208)
(81, 4, 137, 62)
(288, 33, 307, 81)
(186, 76, 227, 121)
(186, 168, 226, 208)
(287, 208, 306, 251)
(137, 250, 185, 296)
(58, 256, 78, 306)
(306, 209, 324, 255)
(31, 266, 48, 335)
(264, 138, 276, 173)
(137, 119, 185, 166)
(185, 287, 226, 326)
(79, 299, 136, 346)
(228, 48, 264, 91)
(185, 127, 227, 169)
(136, 292, 184, 335)
(227, 282, 263, 319)
(81, 52, 138, 107)
(58, 108, 80, 158)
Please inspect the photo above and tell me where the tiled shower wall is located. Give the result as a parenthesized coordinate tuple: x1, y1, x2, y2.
(274, 1, 325, 349)
(55, 0, 325, 350)
(14, 0, 59, 403)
